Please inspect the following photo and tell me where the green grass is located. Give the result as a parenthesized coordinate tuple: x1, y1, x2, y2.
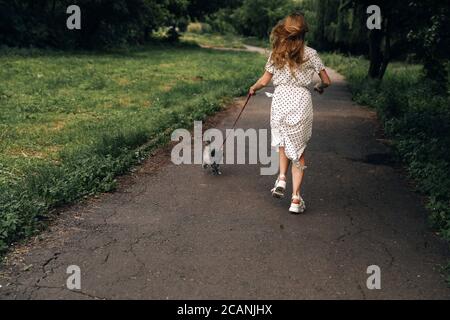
(181, 32, 246, 49)
(181, 32, 270, 50)
(0, 43, 265, 254)
(242, 37, 271, 49)
(322, 53, 450, 240)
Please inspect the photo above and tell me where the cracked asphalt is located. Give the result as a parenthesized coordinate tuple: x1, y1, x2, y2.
(1, 68, 449, 300)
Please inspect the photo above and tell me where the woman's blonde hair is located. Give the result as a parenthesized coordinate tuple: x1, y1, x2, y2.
(270, 13, 309, 72)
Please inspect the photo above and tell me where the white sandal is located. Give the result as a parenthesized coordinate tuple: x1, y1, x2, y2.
(271, 175, 286, 199)
(289, 194, 306, 214)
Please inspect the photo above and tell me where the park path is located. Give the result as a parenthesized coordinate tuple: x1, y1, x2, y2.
(1, 48, 450, 299)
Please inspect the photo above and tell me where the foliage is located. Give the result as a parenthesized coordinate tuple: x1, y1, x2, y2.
(187, 0, 242, 19)
(202, 0, 301, 39)
(204, 8, 238, 35)
(0, 0, 189, 49)
(407, 0, 450, 93)
(187, 22, 213, 34)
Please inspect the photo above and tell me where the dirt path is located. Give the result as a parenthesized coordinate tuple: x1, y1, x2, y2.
(1, 61, 449, 299)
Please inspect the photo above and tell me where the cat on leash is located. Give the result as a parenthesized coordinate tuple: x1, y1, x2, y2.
(201, 94, 252, 176)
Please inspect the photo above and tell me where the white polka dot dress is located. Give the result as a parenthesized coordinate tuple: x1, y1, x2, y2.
(265, 46, 325, 165)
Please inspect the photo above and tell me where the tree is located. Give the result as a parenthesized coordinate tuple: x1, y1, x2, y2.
(314, 0, 340, 51)
(187, 0, 242, 19)
(232, 0, 301, 38)
(407, 0, 449, 94)
(0, 0, 192, 49)
(338, 0, 393, 80)
(313, 0, 448, 86)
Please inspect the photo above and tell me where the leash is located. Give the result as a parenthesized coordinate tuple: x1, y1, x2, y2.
(220, 93, 252, 149)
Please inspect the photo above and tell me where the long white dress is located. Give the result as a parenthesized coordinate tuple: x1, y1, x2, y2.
(265, 46, 325, 166)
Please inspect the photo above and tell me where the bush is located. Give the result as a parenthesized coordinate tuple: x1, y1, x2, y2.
(186, 22, 212, 34)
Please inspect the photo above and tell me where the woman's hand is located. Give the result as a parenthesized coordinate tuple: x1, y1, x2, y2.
(249, 85, 257, 96)
(315, 70, 331, 94)
(313, 82, 324, 94)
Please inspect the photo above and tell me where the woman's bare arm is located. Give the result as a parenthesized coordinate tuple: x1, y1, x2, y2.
(314, 69, 331, 94)
(249, 71, 273, 95)
(319, 69, 331, 86)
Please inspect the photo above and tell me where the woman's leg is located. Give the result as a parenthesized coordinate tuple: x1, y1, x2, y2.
(272, 147, 289, 198)
(279, 147, 290, 180)
(292, 152, 306, 196)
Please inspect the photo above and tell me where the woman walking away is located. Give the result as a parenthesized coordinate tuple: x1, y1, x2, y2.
(249, 12, 331, 214)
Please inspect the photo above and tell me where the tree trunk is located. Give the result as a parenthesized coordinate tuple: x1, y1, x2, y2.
(368, 29, 383, 79)
(368, 13, 391, 81)
(378, 18, 391, 80)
